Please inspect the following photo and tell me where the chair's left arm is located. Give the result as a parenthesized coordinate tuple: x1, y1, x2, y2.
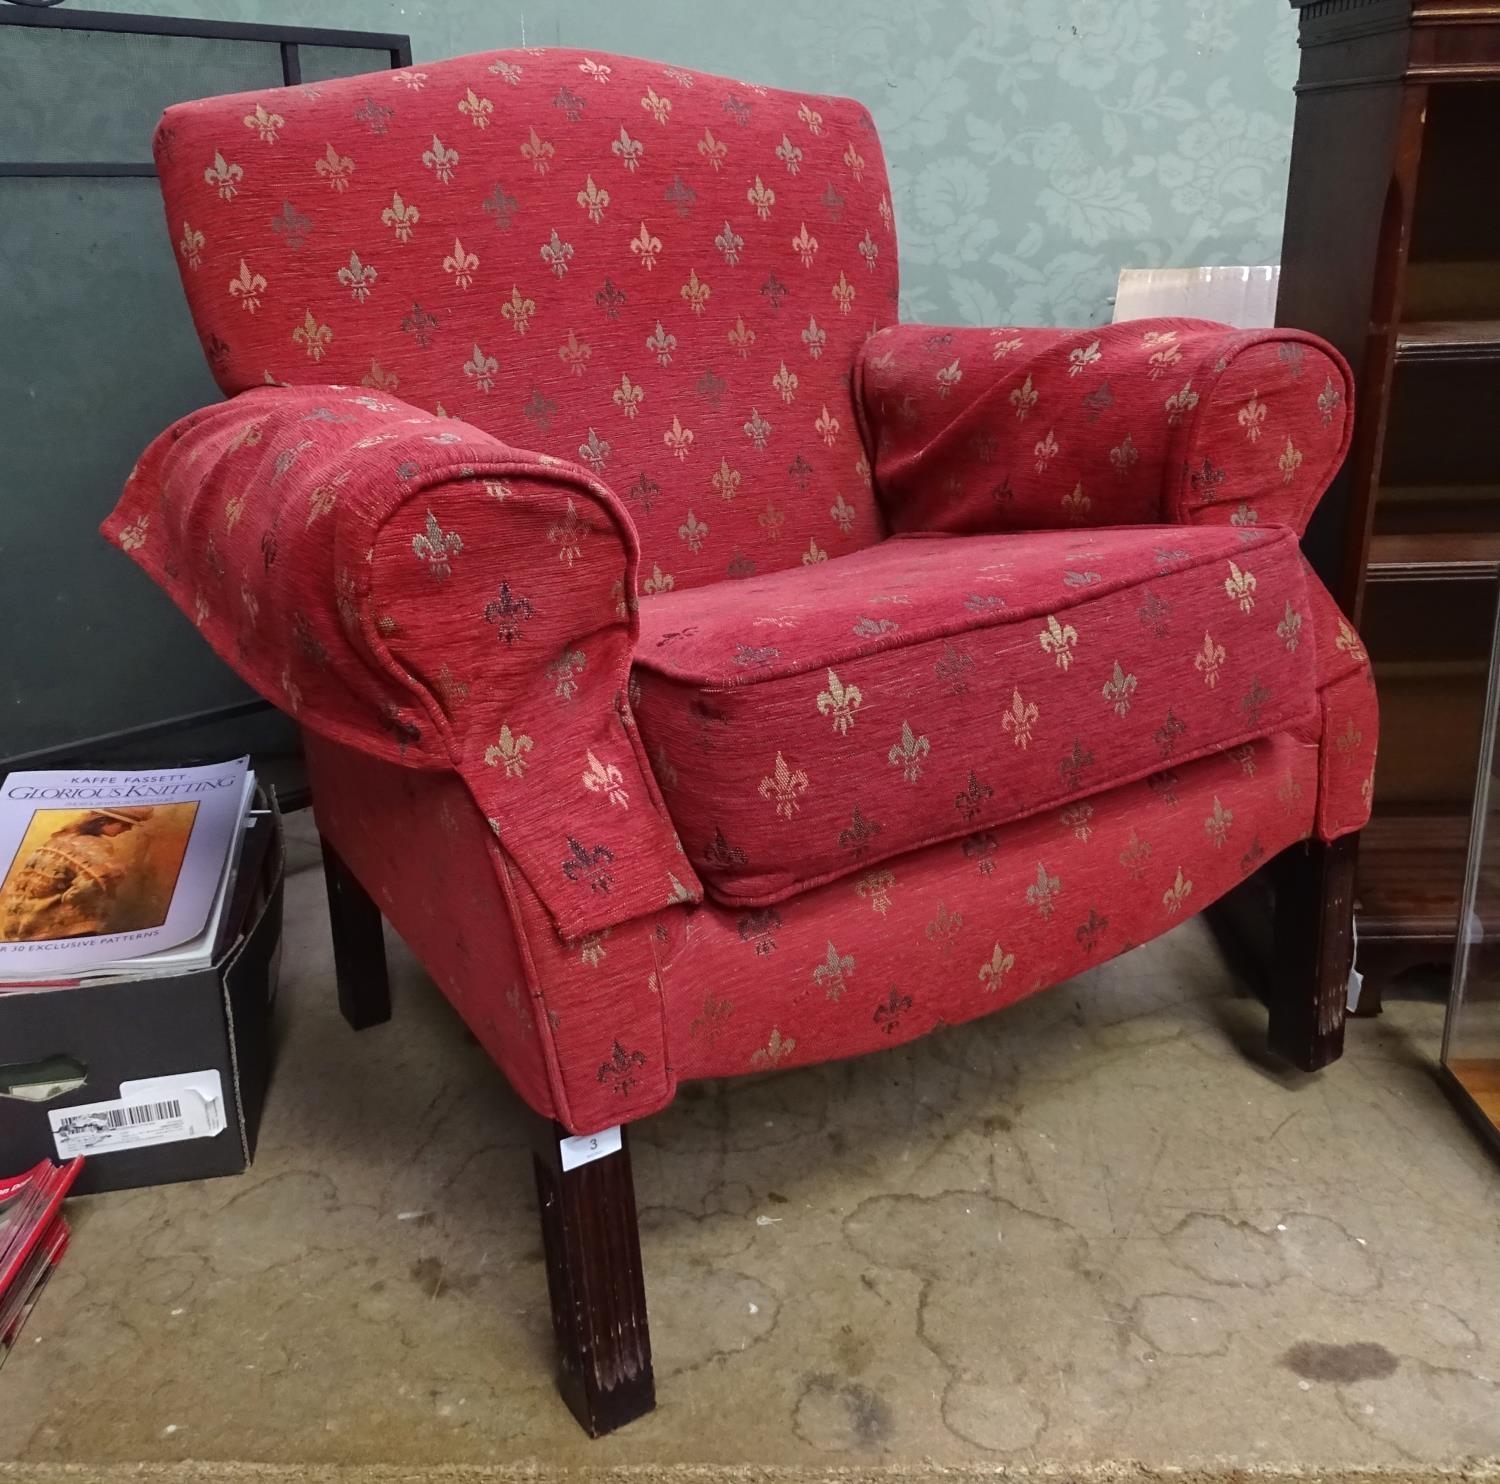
(852, 317, 1354, 539)
(103, 384, 701, 941)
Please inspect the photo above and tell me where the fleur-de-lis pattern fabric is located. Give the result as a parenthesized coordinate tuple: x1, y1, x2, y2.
(150, 47, 896, 590)
(105, 47, 1376, 1135)
(634, 522, 1321, 905)
(104, 385, 702, 940)
(855, 319, 1352, 539)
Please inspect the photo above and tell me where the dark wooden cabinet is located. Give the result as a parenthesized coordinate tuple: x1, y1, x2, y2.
(1279, 0, 1500, 984)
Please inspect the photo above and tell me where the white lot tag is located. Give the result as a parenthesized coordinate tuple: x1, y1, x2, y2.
(48, 1070, 225, 1159)
(559, 1124, 622, 1172)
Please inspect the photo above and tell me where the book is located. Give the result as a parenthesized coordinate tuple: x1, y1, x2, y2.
(0, 1157, 81, 1365)
(0, 759, 254, 983)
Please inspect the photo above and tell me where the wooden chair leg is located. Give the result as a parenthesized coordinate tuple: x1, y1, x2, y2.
(319, 834, 391, 1031)
(1268, 834, 1358, 1071)
(531, 1120, 655, 1437)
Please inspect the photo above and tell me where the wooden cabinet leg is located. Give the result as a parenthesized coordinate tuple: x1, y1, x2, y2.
(319, 834, 391, 1030)
(531, 1121, 655, 1437)
(1269, 834, 1358, 1071)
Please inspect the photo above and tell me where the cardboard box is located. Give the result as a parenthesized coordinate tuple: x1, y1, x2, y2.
(0, 800, 284, 1195)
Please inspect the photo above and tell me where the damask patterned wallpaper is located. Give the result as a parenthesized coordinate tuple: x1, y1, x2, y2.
(84, 0, 1301, 327)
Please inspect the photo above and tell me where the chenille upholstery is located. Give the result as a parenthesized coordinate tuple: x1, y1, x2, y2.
(105, 47, 1376, 1135)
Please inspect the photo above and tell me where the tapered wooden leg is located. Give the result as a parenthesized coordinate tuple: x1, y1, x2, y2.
(1269, 834, 1358, 1071)
(531, 1120, 655, 1436)
(319, 834, 391, 1030)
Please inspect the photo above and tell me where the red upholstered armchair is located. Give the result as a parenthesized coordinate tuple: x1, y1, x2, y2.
(105, 49, 1376, 1435)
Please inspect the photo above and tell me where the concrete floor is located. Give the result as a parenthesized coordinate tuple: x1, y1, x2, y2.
(2, 821, 1498, 1477)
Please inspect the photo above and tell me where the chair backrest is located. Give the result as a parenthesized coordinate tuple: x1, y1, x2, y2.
(153, 47, 899, 589)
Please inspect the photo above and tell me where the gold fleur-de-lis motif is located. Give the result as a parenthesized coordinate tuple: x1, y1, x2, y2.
(612, 374, 644, 419)
(517, 126, 552, 175)
(539, 229, 573, 278)
(772, 362, 799, 404)
(992, 329, 1024, 359)
(314, 142, 354, 191)
(928, 358, 961, 398)
(501, 284, 535, 334)
(581, 751, 629, 809)
(642, 563, 675, 595)
(1026, 862, 1061, 919)
(1203, 796, 1233, 848)
(227, 258, 267, 312)
(1163, 866, 1193, 915)
(1061, 482, 1090, 522)
(336, 251, 377, 303)
(714, 219, 744, 264)
(759, 752, 809, 818)
(1038, 615, 1079, 670)
(548, 499, 586, 566)
(1142, 329, 1180, 378)
(750, 1027, 795, 1069)
(698, 127, 727, 170)
(640, 86, 672, 124)
(1010, 374, 1039, 420)
(663, 415, 694, 460)
(803, 538, 828, 565)
(442, 237, 478, 289)
(1278, 436, 1303, 484)
(1317, 375, 1343, 425)
(843, 141, 865, 179)
(830, 493, 857, 533)
(458, 86, 494, 128)
(577, 174, 610, 223)
(292, 310, 331, 362)
(381, 190, 420, 241)
(709, 459, 741, 502)
(743, 408, 772, 449)
(576, 56, 610, 84)
(1119, 828, 1152, 879)
(646, 320, 677, 365)
(1336, 619, 1366, 664)
(727, 316, 757, 358)
(1102, 661, 1138, 718)
(796, 100, 824, 135)
(243, 102, 284, 143)
(856, 869, 895, 916)
(1069, 339, 1102, 376)
(484, 723, 533, 778)
(558, 329, 591, 375)
(1061, 803, 1094, 842)
(118, 514, 149, 552)
(775, 133, 804, 175)
(306, 471, 348, 527)
(802, 316, 828, 359)
(816, 669, 863, 735)
(1277, 601, 1302, 651)
(1238, 393, 1266, 440)
(814, 404, 840, 447)
(203, 151, 243, 200)
(630, 221, 662, 269)
(813, 941, 854, 1000)
(681, 268, 711, 314)
(979, 942, 1015, 993)
(747, 175, 776, 220)
(547, 649, 587, 701)
(831, 271, 856, 316)
(791, 222, 818, 267)
(678, 509, 708, 551)
(758, 500, 786, 539)
(462, 342, 497, 392)
(887, 720, 930, 782)
(1224, 560, 1257, 613)
(1165, 382, 1200, 426)
(179, 221, 205, 268)
(1002, 689, 1038, 749)
(422, 134, 459, 182)
(611, 125, 643, 171)
(1195, 632, 1226, 688)
(411, 509, 463, 577)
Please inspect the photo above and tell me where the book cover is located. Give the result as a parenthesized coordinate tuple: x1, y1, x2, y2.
(0, 759, 249, 980)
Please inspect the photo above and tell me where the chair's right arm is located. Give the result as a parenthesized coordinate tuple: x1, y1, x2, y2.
(103, 384, 702, 941)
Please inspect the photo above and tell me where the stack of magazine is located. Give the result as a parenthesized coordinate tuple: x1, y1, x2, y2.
(0, 1156, 82, 1364)
(0, 758, 257, 987)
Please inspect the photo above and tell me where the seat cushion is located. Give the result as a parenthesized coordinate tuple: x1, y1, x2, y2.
(632, 524, 1320, 907)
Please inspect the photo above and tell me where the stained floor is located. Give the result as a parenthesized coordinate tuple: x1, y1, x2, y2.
(1, 820, 1497, 1473)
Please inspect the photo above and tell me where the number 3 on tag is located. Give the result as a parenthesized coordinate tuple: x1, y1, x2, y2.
(559, 1124, 622, 1172)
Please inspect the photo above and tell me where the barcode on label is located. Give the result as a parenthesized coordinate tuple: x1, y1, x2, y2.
(70, 1098, 181, 1131)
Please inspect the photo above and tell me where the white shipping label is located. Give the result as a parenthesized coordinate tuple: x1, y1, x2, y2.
(559, 1124, 622, 1172)
(48, 1070, 226, 1159)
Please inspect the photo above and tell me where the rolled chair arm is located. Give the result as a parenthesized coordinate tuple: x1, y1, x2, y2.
(853, 317, 1354, 537)
(103, 384, 702, 939)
